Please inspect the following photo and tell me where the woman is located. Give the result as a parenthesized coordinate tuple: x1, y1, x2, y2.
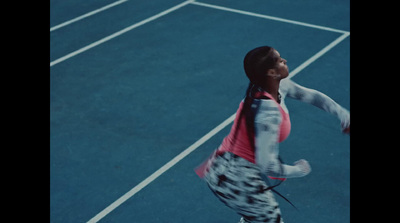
(195, 46, 350, 223)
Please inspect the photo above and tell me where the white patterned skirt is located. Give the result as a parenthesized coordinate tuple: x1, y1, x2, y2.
(203, 151, 284, 223)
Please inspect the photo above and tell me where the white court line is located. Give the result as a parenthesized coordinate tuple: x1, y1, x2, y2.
(191, 1, 349, 34)
(49, 0, 350, 67)
(50, 0, 194, 67)
(289, 32, 350, 78)
(86, 113, 236, 223)
(50, 0, 128, 32)
(86, 32, 350, 223)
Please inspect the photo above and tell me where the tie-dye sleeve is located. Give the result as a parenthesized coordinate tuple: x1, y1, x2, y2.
(281, 79, 350, 131)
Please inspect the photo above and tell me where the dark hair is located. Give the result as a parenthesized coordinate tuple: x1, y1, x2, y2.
(243, 46, 279, 85)
(232, 46, 279, 149)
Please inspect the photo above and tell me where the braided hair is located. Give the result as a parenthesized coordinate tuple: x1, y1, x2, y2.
(233, 46, 280, 150)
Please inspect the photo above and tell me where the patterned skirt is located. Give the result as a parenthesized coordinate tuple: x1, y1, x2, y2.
(203, 151, 284, 223)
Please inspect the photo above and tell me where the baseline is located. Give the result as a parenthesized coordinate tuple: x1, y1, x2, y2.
(190, 1, 349, 34)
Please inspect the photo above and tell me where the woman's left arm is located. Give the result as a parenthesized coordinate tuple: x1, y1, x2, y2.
(281, 79, 350, 133)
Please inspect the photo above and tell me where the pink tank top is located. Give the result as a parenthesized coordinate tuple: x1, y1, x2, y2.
(217, 91, 291, 164)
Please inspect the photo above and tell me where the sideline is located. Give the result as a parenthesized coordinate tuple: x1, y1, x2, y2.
(50, 0, 129, 32)
(50, 0, 194, 67)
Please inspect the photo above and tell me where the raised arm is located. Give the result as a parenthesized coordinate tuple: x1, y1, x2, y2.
(281, 79, 350, 132)
(252, 99, 311, 178)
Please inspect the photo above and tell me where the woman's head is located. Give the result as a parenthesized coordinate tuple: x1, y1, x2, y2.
(243, 46, 289, 85)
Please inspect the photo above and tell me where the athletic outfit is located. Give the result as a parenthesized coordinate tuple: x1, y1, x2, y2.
(195, 79, 350, 223)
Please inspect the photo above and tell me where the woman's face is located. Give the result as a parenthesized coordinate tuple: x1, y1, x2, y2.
(272, 50, 289, 79)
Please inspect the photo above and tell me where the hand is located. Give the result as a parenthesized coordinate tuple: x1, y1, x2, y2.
(341, 118, 350, 134)
(294, 159, 311, 177)
(342, 125, 350, 134)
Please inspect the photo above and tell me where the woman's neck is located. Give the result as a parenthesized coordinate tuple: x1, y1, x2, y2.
(259, 80, 281, 102)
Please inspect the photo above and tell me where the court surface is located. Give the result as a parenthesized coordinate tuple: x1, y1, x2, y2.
(50, 0, 350, 222)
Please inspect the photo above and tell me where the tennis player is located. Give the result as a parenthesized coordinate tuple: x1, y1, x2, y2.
(195, 46, 350, 223)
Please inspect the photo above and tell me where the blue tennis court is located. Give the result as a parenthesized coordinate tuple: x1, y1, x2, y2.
(50, 0, 350, 222)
